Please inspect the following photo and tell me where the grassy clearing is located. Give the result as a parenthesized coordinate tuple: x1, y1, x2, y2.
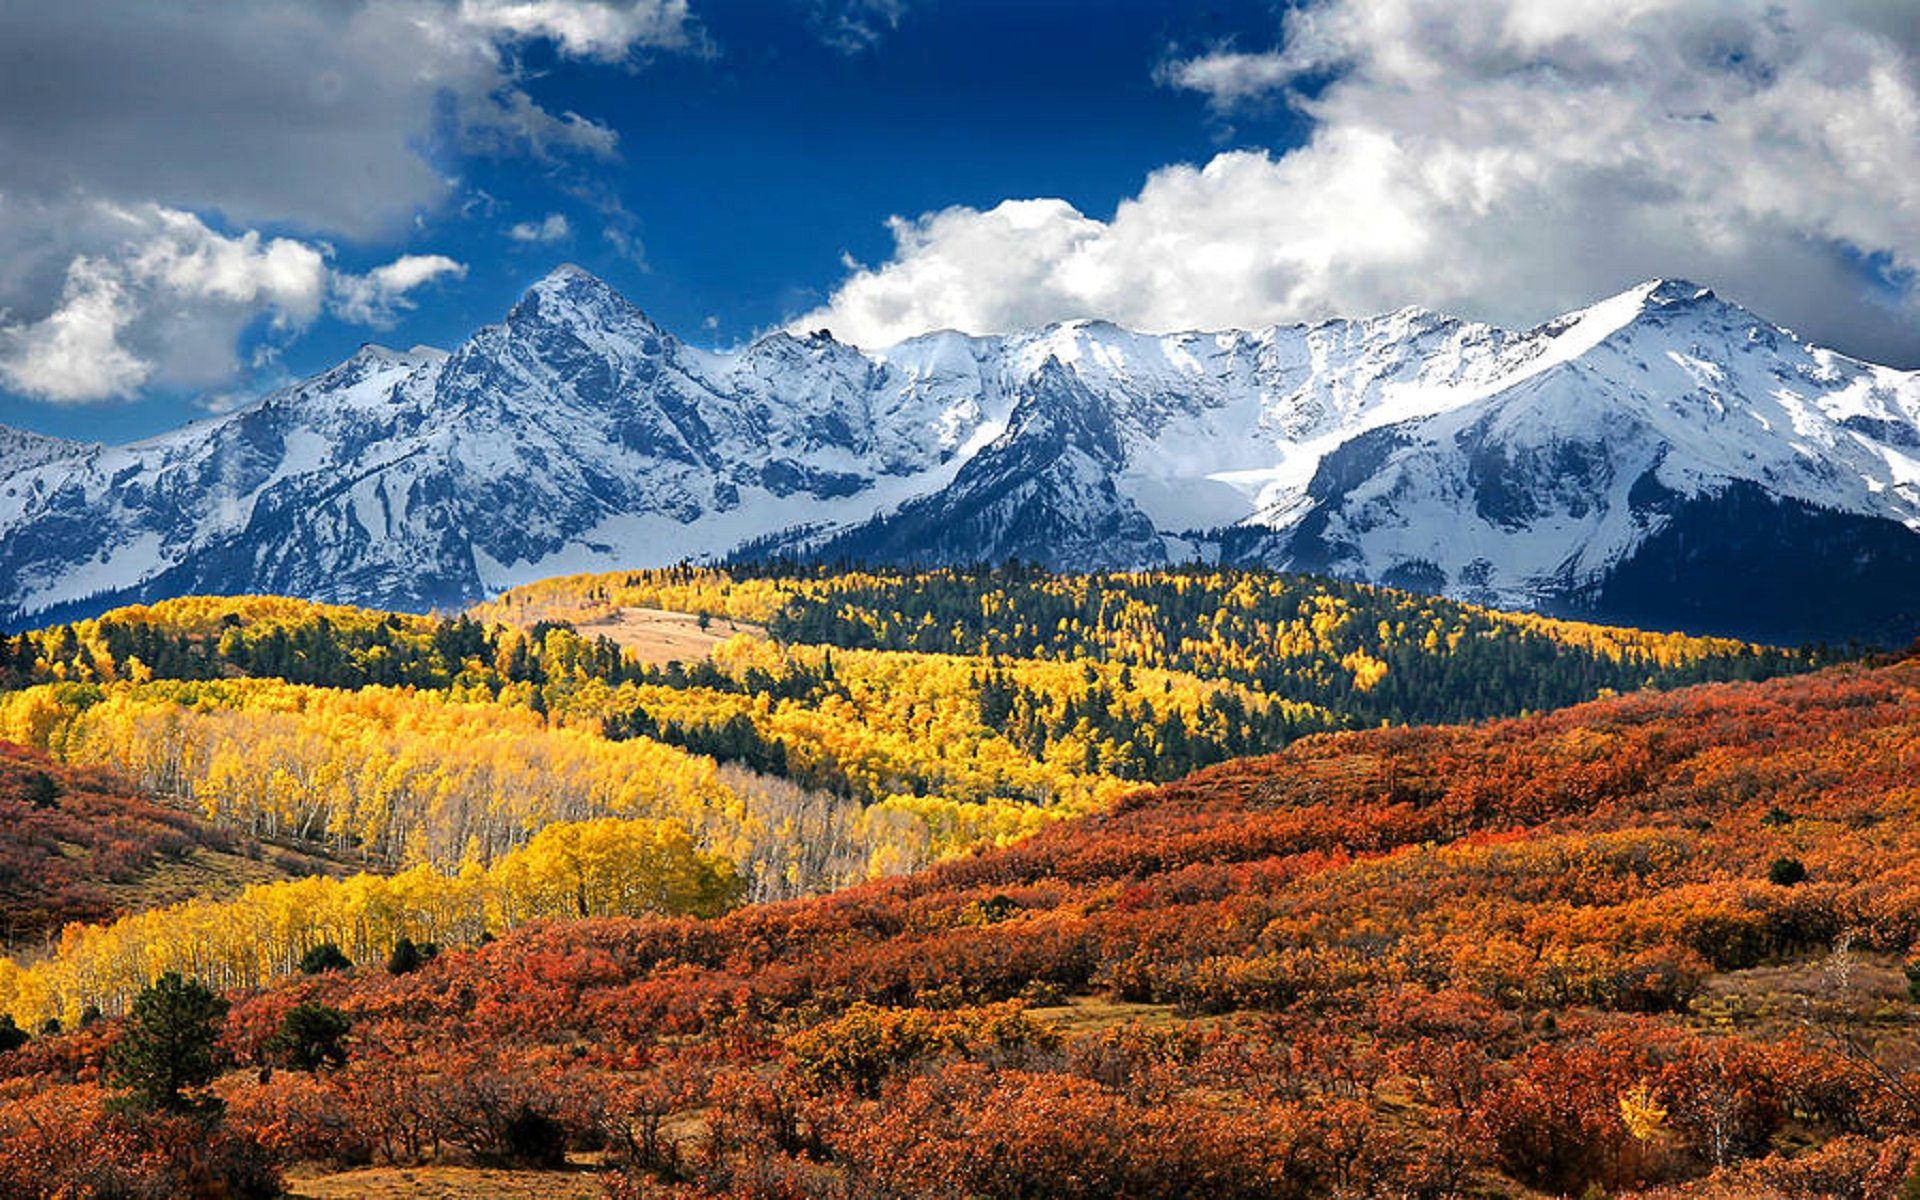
(575, 606, 764, 666)
(285, 1163, 606, 1199)
(102, 843, 353, 916)
(1024, 995, 1183, 1035)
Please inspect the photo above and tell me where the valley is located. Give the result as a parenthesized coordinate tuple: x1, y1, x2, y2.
(0, 567, 1816, 1031)
(4, 4, 1916, 1196)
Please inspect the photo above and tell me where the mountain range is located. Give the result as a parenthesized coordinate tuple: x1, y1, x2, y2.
(4, 265, 1919, 643)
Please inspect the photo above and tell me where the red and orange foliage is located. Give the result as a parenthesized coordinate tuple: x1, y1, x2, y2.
(10, 655, 1920, 1195)
(0, 740, 329, 950)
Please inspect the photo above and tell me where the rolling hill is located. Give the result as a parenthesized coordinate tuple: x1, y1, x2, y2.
(0, 742, 343, 952)
(4, 635, 1920, 1196)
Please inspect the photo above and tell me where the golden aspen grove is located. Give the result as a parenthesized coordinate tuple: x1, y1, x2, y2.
(0, 568, 1819, 1030)
(0, 565, 1869, 1200)
(7, 7, 1917, 1194)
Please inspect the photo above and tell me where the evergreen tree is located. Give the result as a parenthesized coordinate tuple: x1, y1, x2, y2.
(267, 1002, 351, 1071)
(25, 771, 60, 810)
(387, 937, 425, 975)
(1768, 857, 1808, 886)
(107, 972, 229, 1112)
(298, 943, 352, 974)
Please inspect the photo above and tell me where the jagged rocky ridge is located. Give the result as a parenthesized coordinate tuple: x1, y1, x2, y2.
(3, 268, 1919, 643)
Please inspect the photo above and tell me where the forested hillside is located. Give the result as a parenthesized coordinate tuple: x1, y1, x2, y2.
(4, 650, 1920, 1196)
(0, 573, 1823, 1028)
(478, 566, 1816, 727)
(0, 742, 340, 950)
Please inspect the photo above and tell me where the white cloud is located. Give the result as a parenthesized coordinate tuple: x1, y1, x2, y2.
(810, 0, 908, 55)
(507, 213, 574, 243)
(1154, 50, 1293, 111)
(0, 205, 464, 403)
(125, 207, 330, 328)
(796, 199, 1108, 346)
(456, 0, 700, 61)
(459, 86, 622, 162)
(0, 258, 150, 404)
(803, 0, 1920, 364)
(330, 255, 469, 327)
(603, 225, 648, 266)
(0, 1, 704, 406)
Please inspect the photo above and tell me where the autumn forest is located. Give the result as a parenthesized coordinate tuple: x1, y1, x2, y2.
(0, 565, 1914, 1198)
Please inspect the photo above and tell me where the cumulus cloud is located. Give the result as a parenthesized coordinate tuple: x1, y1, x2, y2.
(0, 1, 703, 406)
(457, 0, 700, 61)
(0, 205, 463, 403)
(0, 259, 152, 404)
(802, 0, 1920, 365)
(330, 255, 469, 327)
(507, 213, 575, 243)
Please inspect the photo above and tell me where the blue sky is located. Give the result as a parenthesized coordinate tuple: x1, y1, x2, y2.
(419, 0, 1302, 352)
(2, 0, 1917, 443)
(0, 0, 1303, 442)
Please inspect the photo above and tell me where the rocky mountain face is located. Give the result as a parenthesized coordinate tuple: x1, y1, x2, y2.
(4, 268, 1918, 643)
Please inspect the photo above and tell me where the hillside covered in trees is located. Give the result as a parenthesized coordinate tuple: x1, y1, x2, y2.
(476, 565, 1821, 729)
(0, 572, 1823, 1028)
(2, 646, 1919, 1196)
(0, 742, 341, 950)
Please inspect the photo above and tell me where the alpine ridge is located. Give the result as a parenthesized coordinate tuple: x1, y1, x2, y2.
(4, 268, 1919, 642)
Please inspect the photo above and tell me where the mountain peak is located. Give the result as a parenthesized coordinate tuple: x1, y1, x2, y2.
(314, 342, 444, 387)
(1530, 277, 1750, 351)
(533, 261, 601, 287)
(508, 264, 660, 337)
(1616, 278, 1783, 338)
(344, 342, 429, 367)
(1636, 278, 1717, 307)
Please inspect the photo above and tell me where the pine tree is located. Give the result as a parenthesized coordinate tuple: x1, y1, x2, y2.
(298, 943, 352, 974)
(387, 937, 425, 975)
(1768, 857, 1808, 887)
(107, 972, 229, 1112)
(25, 771, 59, 810)
(267, 1002, 351, 1071)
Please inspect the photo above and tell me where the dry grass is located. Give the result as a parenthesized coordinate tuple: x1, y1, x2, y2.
(1692, 952, 1917, 1035)
(1025, 995, 1182, 1034)
(575, 607, 765, 666)
(285, 1164, 607, 1199)
(102, 843, 354, 917)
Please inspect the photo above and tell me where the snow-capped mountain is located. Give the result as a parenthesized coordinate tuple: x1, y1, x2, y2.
(817, 280, 1920, 642)
(3, 267, 1918, 643)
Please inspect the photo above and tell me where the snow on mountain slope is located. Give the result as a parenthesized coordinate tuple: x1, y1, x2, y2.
(3, 268, 1918, 642)
(1221, 282, 1920, 641)
(0, 266, 1011, 625)
(808, 279, 1920, 641)
(808, 358, 1172, 569)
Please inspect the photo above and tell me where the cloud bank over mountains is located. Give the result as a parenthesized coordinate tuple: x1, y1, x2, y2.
(801, 0, 1920, 365)
(5, 0, 1918, 410)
